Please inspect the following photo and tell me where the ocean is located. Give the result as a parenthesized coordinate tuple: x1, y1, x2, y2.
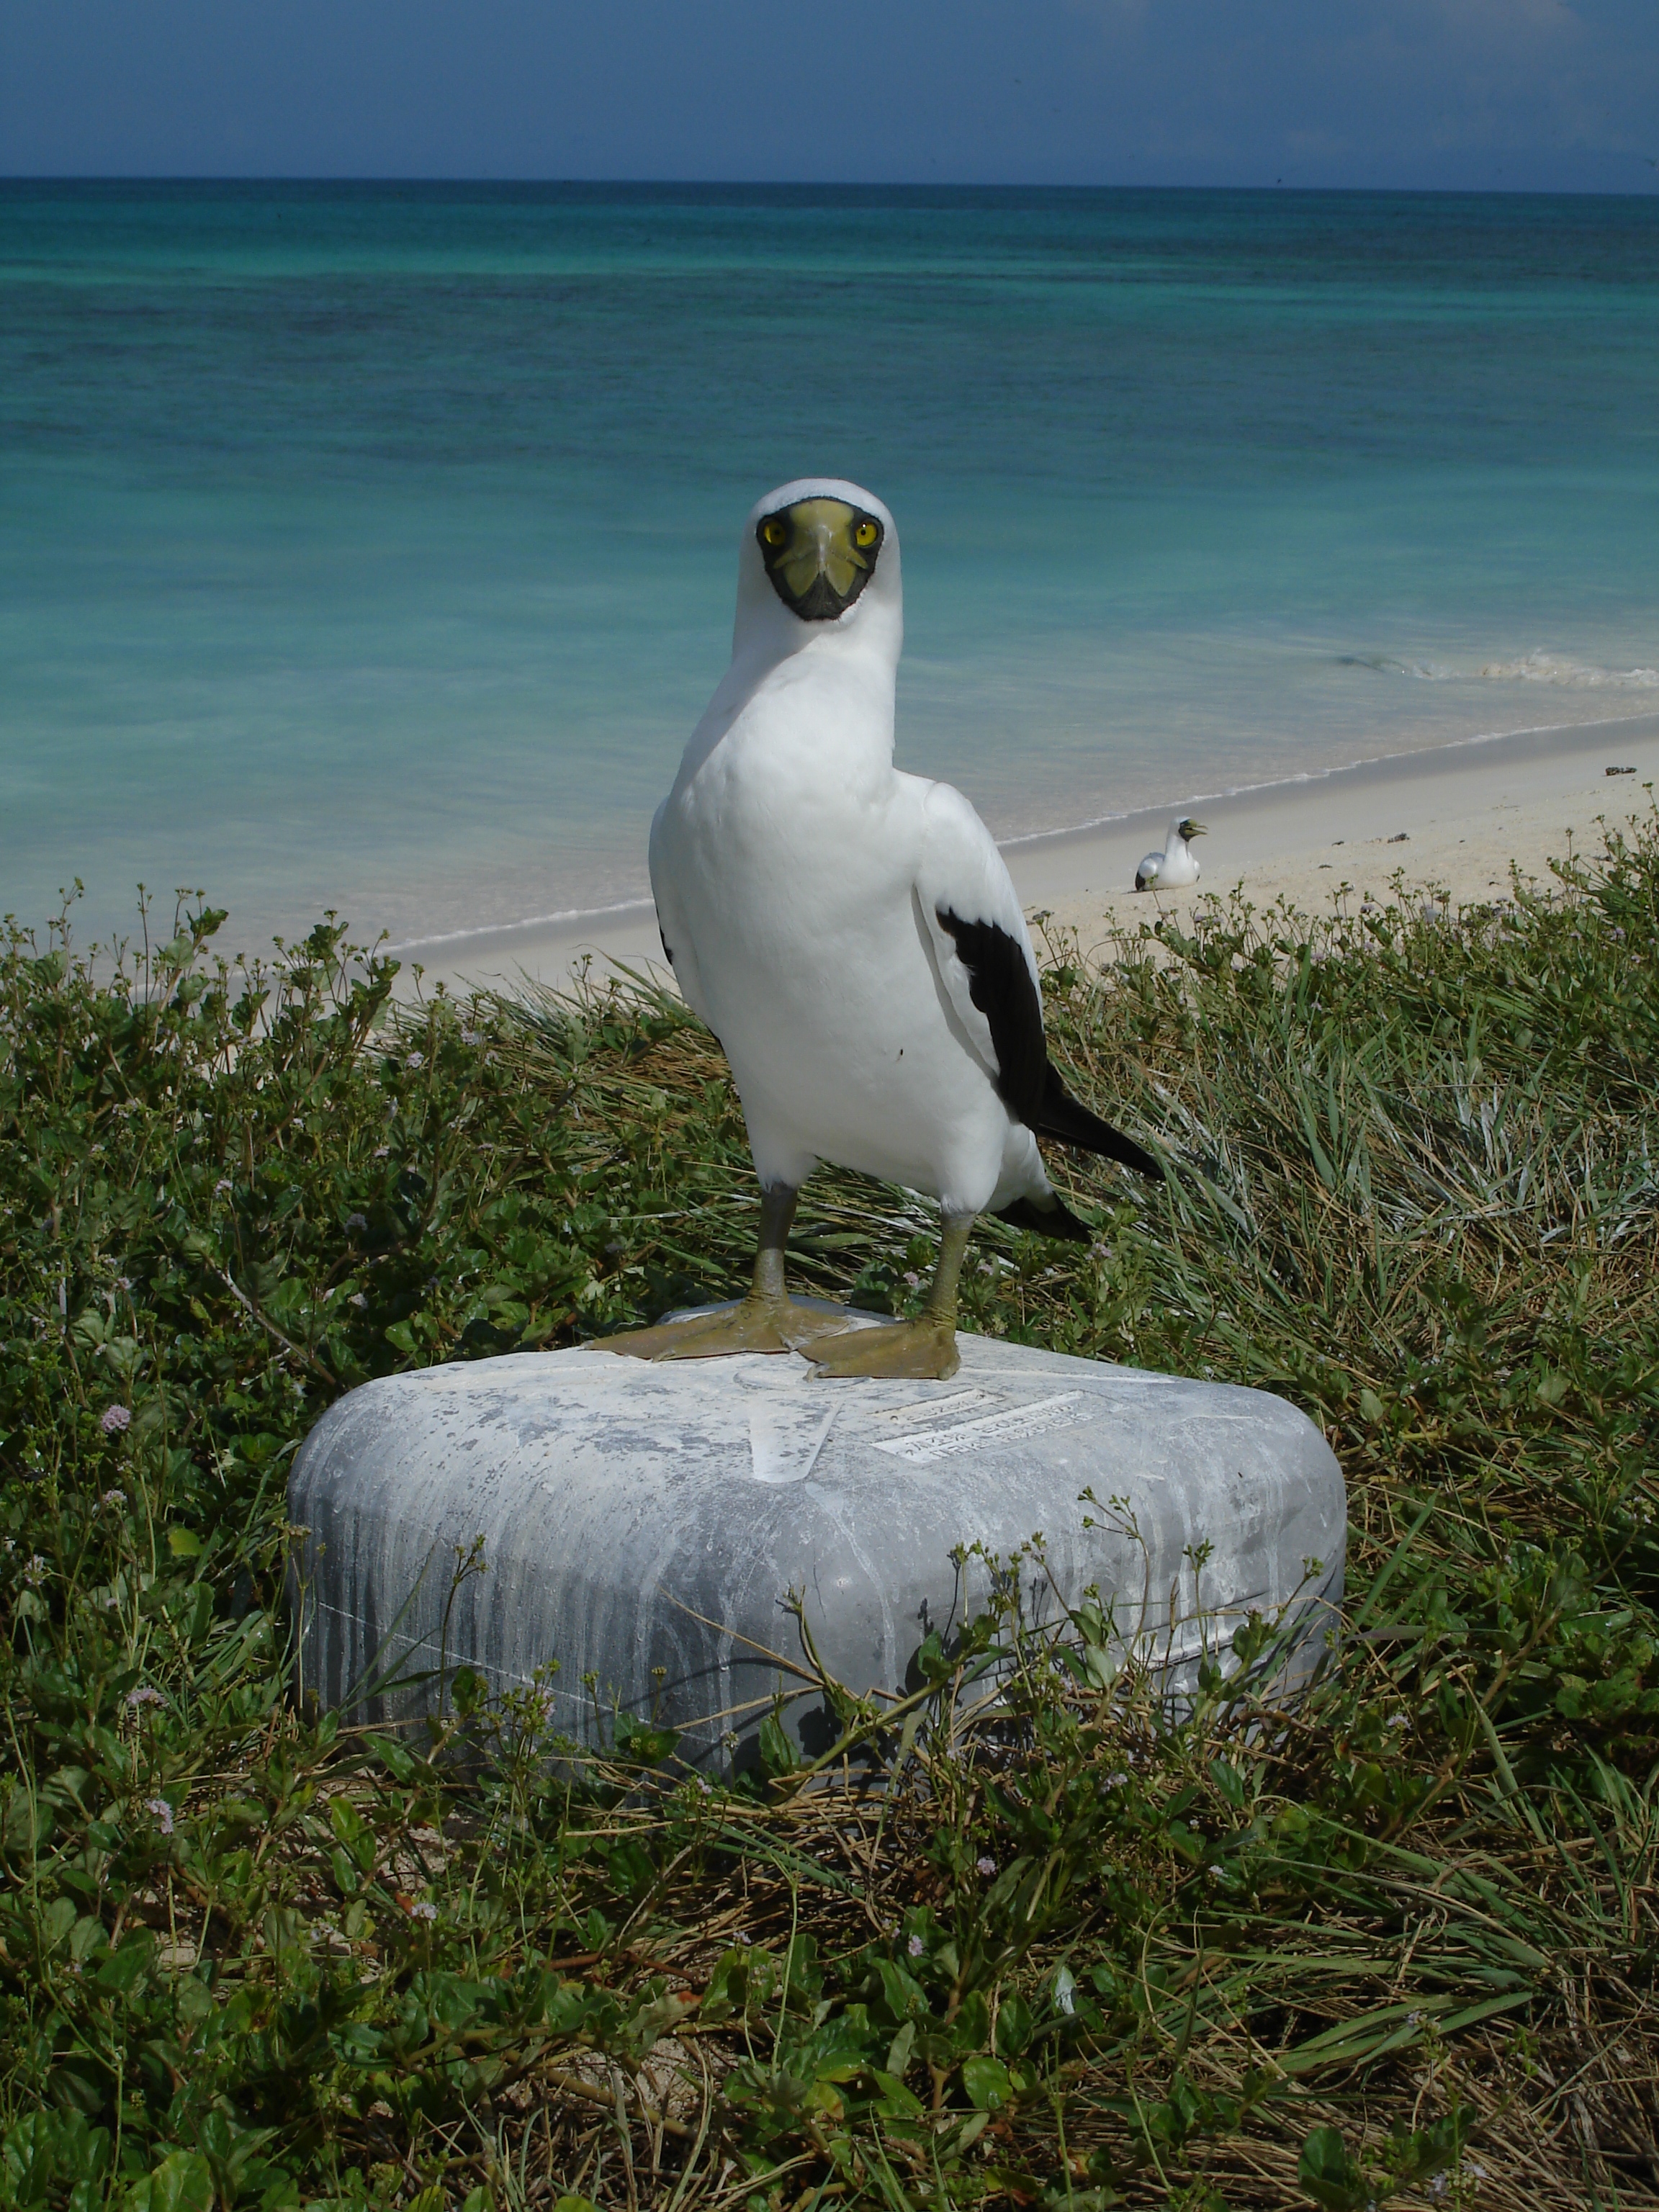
(4, 181, 1657, 957)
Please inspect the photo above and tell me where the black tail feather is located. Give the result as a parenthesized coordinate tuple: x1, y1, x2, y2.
(993, 1192, 1094, 1243)
(1035, 1065, 1165, 1181)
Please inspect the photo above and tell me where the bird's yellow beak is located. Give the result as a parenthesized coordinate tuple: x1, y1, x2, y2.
(757, 497, 885, 622)
(1179, 819, 1208, 840)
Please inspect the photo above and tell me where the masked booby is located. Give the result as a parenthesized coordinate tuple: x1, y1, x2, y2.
(596, 479, 1163, 1382)
(1135, 818, 1205, 891)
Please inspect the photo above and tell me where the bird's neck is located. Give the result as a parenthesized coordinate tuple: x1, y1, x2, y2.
(688, 639, 898, 794)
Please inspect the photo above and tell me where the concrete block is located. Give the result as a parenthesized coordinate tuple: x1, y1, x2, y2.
(289, 1313, 1345, 1766)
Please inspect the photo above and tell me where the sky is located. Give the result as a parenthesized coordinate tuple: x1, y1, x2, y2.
(2, 0, 1657, 192)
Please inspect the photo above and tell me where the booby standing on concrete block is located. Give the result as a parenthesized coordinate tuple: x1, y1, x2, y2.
(595, 478, 1164, 1382)
(1136, 818, 1206, 892)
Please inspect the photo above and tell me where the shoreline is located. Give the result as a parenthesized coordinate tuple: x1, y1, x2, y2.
(393, 706, 1659, 999)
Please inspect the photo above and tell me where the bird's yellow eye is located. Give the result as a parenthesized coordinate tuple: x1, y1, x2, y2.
(761, 518, 788, 547)
(854, 519, 880, 549)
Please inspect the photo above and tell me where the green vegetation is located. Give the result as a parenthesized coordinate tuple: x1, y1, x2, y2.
(1, 814, 1655, 2212)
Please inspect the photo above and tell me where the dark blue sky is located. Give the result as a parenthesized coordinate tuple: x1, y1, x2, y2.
(4, 0, 1656, 190)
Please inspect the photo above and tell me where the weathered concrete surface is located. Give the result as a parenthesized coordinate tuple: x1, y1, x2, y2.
(289, 1315, 1345, 1767)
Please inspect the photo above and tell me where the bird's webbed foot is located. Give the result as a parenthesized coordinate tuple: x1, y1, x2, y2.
(593, 1295, 864, 1363)
(810, 1313, 960, 1382)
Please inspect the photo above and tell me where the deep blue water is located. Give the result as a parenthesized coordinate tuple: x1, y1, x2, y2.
(4, 182, 1658, 952)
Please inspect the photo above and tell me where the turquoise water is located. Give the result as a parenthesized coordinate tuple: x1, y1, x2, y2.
(4, 182, 1658, 953)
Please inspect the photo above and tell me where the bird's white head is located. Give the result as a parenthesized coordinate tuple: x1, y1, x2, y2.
(732, 477, 903, 677)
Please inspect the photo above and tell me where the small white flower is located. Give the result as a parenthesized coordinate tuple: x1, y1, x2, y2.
(405, 1052, 424, 1070)
(101, 1405, 132, 1435)
(349, 1292, 367, 1309)
(696, 1776, 713, 1795)
(374, 1144, 390, 1159)
(907, 1933, 925, 1958)
(23, 1555, 48, 1586)
(126, 1686, 163, 1709)
(902, 1271, 920, 1288)
(735, 1930, 751, 1946)
(116, 1276, 132, 1292)
(215, 1179, 233, 1195)
(976, 1855, 996, 1876)
(462, 1028, 483, 1046)
(100, 1488, 126, 1509)
(346, 1212, 367, 1231)
(145, 1797, 175, 1835)
(405, 1897, 437, 1921)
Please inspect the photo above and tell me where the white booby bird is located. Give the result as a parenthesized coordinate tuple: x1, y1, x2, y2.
(597, 478, 1162, 1382)
(1135, 818, 1205, 891)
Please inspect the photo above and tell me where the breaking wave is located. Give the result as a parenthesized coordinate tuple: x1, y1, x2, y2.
(1344, 649, 1659, 690)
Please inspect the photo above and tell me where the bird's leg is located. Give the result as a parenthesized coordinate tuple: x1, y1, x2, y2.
(810, 1213, 972, 1382)
(593, 1183, 863, 1362)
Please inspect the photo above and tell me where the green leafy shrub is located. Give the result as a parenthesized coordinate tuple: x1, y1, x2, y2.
(1, 811, 1656, 2208)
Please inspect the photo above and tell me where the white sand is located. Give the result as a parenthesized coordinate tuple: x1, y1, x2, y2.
(395, 710, 1659, 1002)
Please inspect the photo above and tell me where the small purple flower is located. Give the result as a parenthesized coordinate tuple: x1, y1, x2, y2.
(976, 1855, 997, 1877)
(116, 1276, 132, 1292)
(404, 1897, 437, 1921)
(215, 1179, 233, 1196)
(145, 1797, 175, 1835)
(345, 1212, 368, 1231)
(907, 1933, 925, 1958)
(99, 1487, 125, 1510)
(101, 1405, 131, 1436)
(405, 1052, 424, 1070)
(126, 1686, 163, 1709)
(23, 1555, 48, 1587)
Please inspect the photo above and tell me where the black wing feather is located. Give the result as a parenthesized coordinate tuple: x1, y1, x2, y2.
(936, 907, 1163, 1182)
(934, 909, 1048, 1123)
(1034, 1064, 1164, 1180)
(993, 1192, 1093, 1241)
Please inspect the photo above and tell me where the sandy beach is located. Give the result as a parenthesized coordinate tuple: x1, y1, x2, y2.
(395, 707, 1659, 1002)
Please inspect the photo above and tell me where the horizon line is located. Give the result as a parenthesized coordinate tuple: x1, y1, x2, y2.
(4, 174, 1658, 203)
